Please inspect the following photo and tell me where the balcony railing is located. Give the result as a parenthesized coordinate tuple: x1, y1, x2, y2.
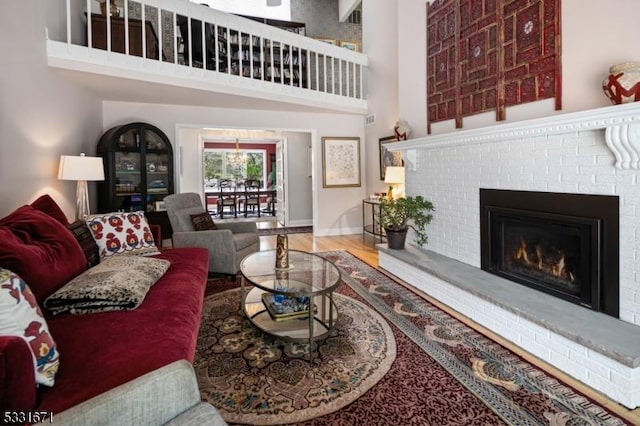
(46, 0, 368, 113)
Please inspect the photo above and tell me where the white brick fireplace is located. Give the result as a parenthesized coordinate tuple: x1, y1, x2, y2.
(381, 102, 640, 408)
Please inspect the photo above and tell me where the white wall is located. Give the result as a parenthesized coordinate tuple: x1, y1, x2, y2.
(195, 0, 291, 20)
(285, 132, 312, 225)
(562, 0, 640, 113)
(403, 0, 640, 136)
(362, 0, 399, 196)
(0, 0, 103, 219)
(102, 102, 364, 235)
(397, 0, 427, 139)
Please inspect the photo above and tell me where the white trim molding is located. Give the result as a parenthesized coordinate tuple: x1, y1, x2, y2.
(391, 103, 640, 169)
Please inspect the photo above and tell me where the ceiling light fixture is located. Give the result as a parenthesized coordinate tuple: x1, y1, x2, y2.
(227, 138, 247, 168)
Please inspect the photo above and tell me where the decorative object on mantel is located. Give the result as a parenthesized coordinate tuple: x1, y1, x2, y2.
(393, 120, 411, 140)
(602, 62, 640, 105)
(379, 196, 434, 249)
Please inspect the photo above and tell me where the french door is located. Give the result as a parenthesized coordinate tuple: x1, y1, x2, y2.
(275, 139, 287, 226)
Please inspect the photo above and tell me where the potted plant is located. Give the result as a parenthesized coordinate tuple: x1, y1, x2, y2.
(379, 195, 435, 249)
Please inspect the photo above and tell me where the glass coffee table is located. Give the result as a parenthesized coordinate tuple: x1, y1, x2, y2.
(240, 250, 341, 357)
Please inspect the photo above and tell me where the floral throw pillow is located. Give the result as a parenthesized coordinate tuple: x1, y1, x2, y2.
(0, 268, 60, 387)
(86, 211, 160, 258)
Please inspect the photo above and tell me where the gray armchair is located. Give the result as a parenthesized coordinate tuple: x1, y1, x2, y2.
(164, 193, 259, 275)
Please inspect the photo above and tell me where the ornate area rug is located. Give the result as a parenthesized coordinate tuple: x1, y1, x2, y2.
(199, 250, 630, 426)
(195, 288, 396, 425)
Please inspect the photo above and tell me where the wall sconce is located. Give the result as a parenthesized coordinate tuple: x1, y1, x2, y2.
(58, 153, 105, 220)
(384, 166, 405, 200)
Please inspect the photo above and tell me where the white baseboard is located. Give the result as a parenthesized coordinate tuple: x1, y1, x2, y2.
(286, 219, 312, 227)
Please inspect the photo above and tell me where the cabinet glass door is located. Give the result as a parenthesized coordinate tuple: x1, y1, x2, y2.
(114, 129, 143, 211)
(144, 129, 170, 213)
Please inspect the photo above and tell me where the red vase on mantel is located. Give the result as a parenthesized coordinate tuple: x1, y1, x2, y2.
(602, 62, 640, 104)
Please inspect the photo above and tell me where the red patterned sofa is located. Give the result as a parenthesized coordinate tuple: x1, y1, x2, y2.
(0, 196, 225, 425)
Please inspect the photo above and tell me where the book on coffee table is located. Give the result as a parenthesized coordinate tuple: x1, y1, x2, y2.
(261, 293, 315, 322)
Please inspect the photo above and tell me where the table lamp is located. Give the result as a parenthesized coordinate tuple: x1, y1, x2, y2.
(384, 166, 405, 200)
(58, 153, 105, 220)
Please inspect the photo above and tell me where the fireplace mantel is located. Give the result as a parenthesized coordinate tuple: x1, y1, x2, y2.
(392, 103, 640, 169)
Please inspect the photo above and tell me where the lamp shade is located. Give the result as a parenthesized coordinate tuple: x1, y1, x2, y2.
(384, 166, 405, 184)
(58, 154, 105, 181)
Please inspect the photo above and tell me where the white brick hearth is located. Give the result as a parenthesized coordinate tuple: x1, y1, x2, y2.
(384, 103, 640, 408)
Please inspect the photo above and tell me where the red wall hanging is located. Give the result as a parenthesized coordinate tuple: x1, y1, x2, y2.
(427, 0, 561, 132)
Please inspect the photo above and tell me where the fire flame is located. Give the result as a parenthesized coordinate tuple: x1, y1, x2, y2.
(514, 237, 574, 282)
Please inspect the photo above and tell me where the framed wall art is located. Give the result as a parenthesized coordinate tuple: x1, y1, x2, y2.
(322, 137, 361, 188)
(339, 40, 359, 52)
(315, 37, 336, 45)
(379, 136, 404, 180)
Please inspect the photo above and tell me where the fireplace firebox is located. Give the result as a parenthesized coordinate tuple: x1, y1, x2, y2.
(480, 189, 619, 318)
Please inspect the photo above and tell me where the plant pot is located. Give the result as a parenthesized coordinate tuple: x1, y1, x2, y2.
(385, 227, 408, 250)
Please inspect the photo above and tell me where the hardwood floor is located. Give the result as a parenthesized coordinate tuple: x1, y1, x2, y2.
(259, 230, 640, 425)
(259, 232, 378, 265)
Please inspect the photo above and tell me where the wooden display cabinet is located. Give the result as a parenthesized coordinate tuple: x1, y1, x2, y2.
(90, 13, 160, 60)
(96, 122, 173, 238)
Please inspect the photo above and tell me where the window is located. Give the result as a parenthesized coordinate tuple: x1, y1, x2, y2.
(347, 9, 362, 25)
(203, 148, 266, 188)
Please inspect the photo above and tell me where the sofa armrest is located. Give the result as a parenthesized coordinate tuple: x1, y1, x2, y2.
(53, 360, 207, 425)
(0, 336, 36, 412)
(171, 230, 236, 274)
(171, 229, 234, 250)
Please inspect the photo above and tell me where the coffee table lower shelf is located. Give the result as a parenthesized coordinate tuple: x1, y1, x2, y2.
(243, 287, 338, 352)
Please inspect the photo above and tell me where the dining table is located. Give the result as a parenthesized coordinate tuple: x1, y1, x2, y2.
(205, 188, 276, 218)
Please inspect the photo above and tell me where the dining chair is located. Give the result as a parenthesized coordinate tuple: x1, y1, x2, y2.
(242, 179, 261, 217)
(217, 179, 237, 218)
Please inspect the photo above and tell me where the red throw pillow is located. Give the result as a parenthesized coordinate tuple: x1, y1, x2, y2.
(0, 205, 87, 304)
(30, 194, 68, 226)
